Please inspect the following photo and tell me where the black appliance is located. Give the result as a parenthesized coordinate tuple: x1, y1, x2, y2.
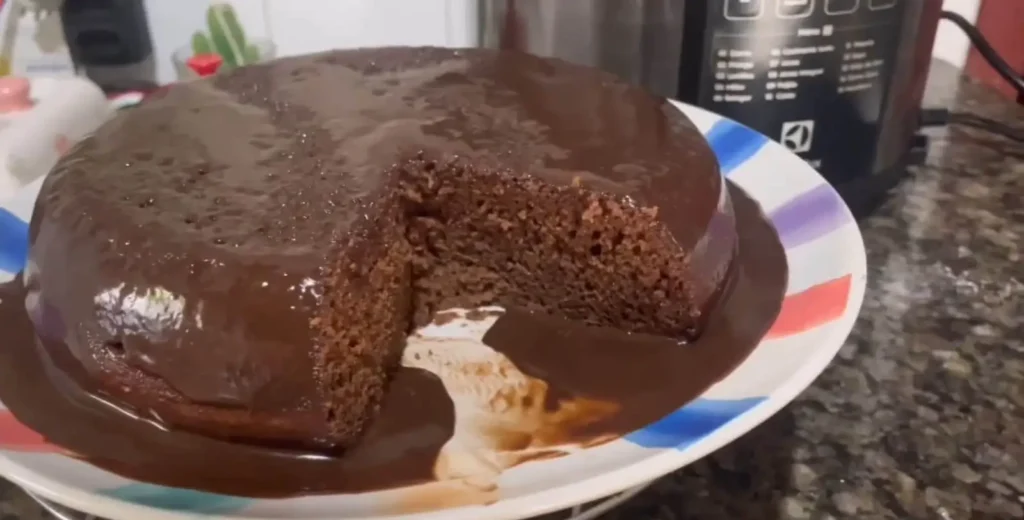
(60, 0, 157, 92)
(478, 0, 944, 216)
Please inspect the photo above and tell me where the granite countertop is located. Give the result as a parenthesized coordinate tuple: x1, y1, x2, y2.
(3, 62, 1022, 520)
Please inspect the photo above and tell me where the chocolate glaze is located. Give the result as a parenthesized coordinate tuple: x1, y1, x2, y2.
(0, 183, 785, 498)
(26, 47, 735, 445)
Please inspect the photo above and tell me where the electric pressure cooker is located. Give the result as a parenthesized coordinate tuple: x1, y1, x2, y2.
(478, 0, 944, 215)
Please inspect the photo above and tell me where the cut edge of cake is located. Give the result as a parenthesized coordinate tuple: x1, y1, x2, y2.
(310, 153, 728, 448)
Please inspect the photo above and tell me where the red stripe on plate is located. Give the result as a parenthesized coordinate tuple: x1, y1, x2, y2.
(0, 410, 61, 453)
(766, 274, 853, 340)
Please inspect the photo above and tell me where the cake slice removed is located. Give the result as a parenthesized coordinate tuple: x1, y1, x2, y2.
(26, 47, 738, 451)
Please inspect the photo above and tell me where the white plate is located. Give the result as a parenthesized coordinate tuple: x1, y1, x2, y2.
(0, 102, 867, 520)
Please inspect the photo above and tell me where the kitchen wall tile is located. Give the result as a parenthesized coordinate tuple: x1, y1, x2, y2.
(265, 0, 462, 57)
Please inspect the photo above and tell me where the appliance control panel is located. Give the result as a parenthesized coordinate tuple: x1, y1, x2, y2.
(687, 0, 907, 184)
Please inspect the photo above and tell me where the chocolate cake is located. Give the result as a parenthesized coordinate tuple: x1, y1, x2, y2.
(23, 47, 737, 451)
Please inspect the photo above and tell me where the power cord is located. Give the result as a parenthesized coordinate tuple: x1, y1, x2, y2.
(939, 10, 1024, 98)
(921, 107, 1024, 143)
(918, 11, 1024, 143)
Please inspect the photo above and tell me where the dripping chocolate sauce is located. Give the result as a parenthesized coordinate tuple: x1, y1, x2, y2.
(0, 183, 787, 498)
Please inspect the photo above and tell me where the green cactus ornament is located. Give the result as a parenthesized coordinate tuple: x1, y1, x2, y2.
(190, 3, 261, 70)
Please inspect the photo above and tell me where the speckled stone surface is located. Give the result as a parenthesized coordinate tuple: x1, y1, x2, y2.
(2, 61, 1022, 520)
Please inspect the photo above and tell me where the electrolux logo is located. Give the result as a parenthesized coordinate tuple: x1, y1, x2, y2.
(780, 119, 815, 153)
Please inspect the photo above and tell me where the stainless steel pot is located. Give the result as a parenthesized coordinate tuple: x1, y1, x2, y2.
(477, 0, 686, 98)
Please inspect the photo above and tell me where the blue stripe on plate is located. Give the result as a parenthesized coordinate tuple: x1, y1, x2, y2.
(0, 208, 28, 275)
(625, 397, 765, 450)
(704, 119, 770, 176)
(99, 484, 250, 514)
